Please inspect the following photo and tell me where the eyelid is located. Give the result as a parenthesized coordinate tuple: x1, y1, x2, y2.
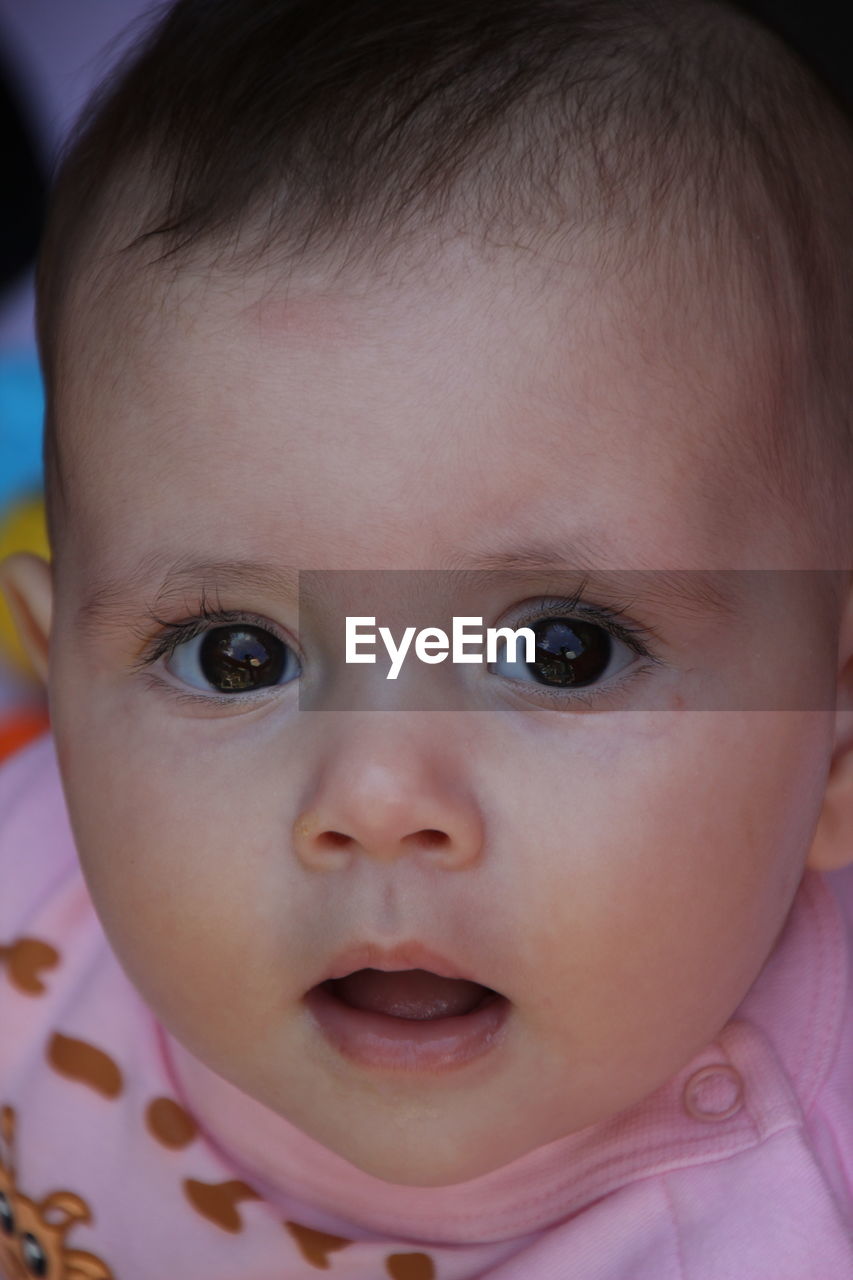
(490, 595, 666, 711)
(493, 658, 658, 710)
(129, 590, 666, 708)
(505, 594, 662, 658)
(131, 603, 297, 673)
(131, 607, 301, 708)
(133, 590, 660, 665)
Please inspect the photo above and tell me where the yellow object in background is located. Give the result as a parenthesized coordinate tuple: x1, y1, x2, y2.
(0, 494, 49, 679)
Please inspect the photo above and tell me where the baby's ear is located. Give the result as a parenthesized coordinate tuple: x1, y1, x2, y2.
(807, 574, 853, 873)
(0, 551, 52, 685)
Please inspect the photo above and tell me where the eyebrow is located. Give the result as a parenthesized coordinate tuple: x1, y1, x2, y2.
(78, 555, 300, 638)
(445, 544, 741, 619)
(77, 543, 741, 640)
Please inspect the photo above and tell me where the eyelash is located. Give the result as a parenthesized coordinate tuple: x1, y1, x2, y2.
(503, 591, 663, 709)
(132, 585, 664, 710)
(131, 593, 296, 708)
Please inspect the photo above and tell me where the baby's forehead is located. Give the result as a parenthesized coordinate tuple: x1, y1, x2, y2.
(57, 237, 793, 581)
(35, 0, 853, 582)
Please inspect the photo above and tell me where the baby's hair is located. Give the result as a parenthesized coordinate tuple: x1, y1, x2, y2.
(36, 0, 853, 558)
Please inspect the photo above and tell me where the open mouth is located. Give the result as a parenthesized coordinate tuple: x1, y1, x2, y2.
(320, 967, 500, 1020)
(304, 968, 510, 1071)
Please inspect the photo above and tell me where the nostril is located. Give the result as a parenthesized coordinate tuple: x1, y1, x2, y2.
(306, 828, 450, 857)
(411, 829, 449, 848)
(320, 831, 353, 849)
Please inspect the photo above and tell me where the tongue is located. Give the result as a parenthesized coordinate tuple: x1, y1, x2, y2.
(328, 968, 490, 1020)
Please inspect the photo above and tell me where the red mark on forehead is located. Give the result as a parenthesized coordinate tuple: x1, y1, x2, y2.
(242, 291, 363, 347)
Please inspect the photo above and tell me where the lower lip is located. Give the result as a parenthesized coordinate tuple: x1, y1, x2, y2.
(303, 983, 511, 1073)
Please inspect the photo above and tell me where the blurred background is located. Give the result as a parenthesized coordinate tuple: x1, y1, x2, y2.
(0, 0, 849, 763)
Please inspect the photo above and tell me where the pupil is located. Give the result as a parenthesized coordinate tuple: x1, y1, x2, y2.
(199, 626, 286, 692)
(530, 617, 610, 687)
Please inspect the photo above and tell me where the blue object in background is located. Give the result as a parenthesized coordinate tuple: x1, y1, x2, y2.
(0, 349, 44, 506)
(0, 347, 45, 716)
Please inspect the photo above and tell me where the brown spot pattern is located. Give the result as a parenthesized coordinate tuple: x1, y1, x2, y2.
(145, 1096, 198, 1149)
(184, 1178, 262, 1232)
(386, 1254, 436, 1280)
(284, 1220, 352, 1268)
(0, 936, 60, 994)
(47, 1032, 123, 1098)
(58, 1249, 115, 1278)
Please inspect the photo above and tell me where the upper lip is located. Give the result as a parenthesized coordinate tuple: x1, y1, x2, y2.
(315, 941, 482, 986)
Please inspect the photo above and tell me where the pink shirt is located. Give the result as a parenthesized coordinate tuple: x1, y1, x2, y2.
(1, 733, 852, 1278)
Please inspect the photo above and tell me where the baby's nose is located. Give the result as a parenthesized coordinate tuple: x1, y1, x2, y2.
(292, 736, 482, 871)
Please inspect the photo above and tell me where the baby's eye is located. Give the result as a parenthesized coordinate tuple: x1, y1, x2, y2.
(490, 615, 637, 693)
(164, 623, 298, 694)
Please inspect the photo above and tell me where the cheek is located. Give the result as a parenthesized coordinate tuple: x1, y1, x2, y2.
(50, 690, 294, 1025)
(513, 710, 828, 1024)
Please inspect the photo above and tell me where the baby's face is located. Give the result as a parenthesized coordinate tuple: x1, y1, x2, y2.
(42, 238, 845, 1185)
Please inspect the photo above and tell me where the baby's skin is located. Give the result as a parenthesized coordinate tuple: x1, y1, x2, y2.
(2, 235, 852, 1187)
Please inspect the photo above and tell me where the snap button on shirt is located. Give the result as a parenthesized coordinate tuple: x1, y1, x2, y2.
(682, 1063, 745, 1121)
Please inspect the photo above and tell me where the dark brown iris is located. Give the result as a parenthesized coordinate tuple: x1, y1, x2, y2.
(198, 625, 287, 691)
(529, 617, 611, 687)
